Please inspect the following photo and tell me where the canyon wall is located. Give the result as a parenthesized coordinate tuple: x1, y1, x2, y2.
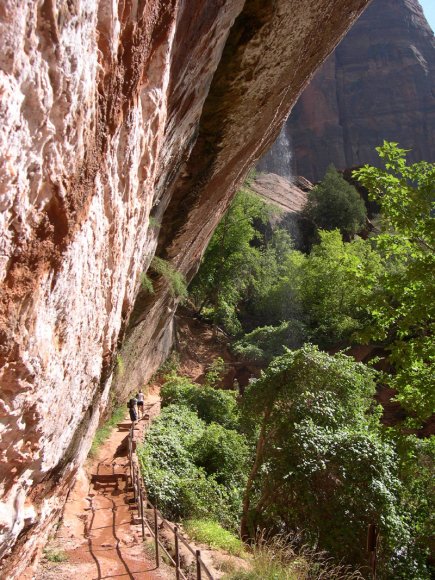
(0, 1, 370, 576)
(260, 0, 435, 182)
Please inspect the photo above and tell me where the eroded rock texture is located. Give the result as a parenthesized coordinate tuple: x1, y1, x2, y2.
(0, 1, 369, 575)
(261, 0, 435, 182)
(251, 172, 309, 213)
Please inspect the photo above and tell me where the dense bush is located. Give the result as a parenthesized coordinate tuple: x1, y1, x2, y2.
(193, 422, 249, 487)
(161, 375, 240, 429)
(138, 394, 248, 531)
(304, 165, 367, 238)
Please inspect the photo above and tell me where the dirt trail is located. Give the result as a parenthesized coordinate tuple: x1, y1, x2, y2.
(35, 392, 170, 580)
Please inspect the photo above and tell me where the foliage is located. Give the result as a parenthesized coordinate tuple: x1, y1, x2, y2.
(353, 142, 435, 422)
(240, 345, 428, 578)
(299, 231, 381, 346)
(223, 533, 363, 580)
(43, 548, 68, 563)
(161, 374, 240, 429)
(148, 215, 160, 229)
(204, 356, 226, 388)
(88, 406, 126, 458)
(150, 351, 180, 383)
(252, 230, 381, 348)
(151, 256, 188, 300)
(189, 186, 276, 334)
(115, 354, 125, 377)
(305, 165, 367, 238)
(232, 321, 307, 363)
(193, 422, 249, 487)
(183, 519, 246, 556)
(137, 402, 248, 531)
(392, 435, 435, 578)
(137, 406, 206, 518)
(140, 272, 154, 294)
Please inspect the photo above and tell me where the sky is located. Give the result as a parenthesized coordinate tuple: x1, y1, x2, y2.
(419, 0, 435, 33)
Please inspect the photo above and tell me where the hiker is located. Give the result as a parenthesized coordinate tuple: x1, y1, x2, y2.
(136, 390, 145, 418)
(127, 395, 138, 423)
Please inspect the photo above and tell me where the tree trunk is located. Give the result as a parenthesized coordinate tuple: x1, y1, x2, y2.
(240, 408, 271, 541)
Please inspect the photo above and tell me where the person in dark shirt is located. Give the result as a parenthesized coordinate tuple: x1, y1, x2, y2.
(127, 396, 138, 422)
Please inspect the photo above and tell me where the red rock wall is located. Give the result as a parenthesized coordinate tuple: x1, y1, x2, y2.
(0, 1, 370, 575)
(287, 0, 435, 181)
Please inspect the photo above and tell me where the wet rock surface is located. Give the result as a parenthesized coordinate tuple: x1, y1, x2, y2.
(0, 1, 369, 575)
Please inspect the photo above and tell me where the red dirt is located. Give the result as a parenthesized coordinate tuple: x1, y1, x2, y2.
(174, 307, 261, 389)
(35, 391, 170, 580)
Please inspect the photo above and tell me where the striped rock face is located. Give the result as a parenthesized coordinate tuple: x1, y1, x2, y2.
(0, 1, 369, 575)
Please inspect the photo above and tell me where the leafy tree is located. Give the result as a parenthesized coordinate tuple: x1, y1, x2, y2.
(254, 230, 381, 347)
(240, 346, 427, 578)
(193, 422, 249, 488)
(305, 165, 367, 238)
(189, 184, 275, 334)
(353, 142, 435, 422)
(393, 434, 435, 578)
(300, 231, 381, 346)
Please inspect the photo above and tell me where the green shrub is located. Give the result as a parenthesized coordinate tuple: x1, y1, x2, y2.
(193, 422, 249, 487)
(44, 548, 68, 563)
(151, 256, 187, 299)
(137, 404, 247, 530)
(161, 376, 240, 429)
(140, 272, 154, 293)
(184, 519, 245, 556)
(204, 357, 226, 388)
(137, 406, 204, 517)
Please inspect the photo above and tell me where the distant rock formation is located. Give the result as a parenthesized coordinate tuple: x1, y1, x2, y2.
(260, 0, 435, 183)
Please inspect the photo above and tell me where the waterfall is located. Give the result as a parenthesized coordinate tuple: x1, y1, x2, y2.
(257, 125, 293, 180)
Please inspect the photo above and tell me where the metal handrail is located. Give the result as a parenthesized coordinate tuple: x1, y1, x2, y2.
(128, 422, 214, 580)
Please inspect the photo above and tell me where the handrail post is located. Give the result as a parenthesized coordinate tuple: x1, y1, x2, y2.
(128, 427, 132, 489)
(154, 505, 160, 568)
(136, 470, 141, 514)
(139, 486, 145, 539)
(196, 549, 202, 580)
(132, 463, 137, 502)
(174, 526, 180, 580)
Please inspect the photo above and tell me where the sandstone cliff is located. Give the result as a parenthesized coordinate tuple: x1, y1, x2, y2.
(260, 0, 435, 182)
(0, 1, 370, 575)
